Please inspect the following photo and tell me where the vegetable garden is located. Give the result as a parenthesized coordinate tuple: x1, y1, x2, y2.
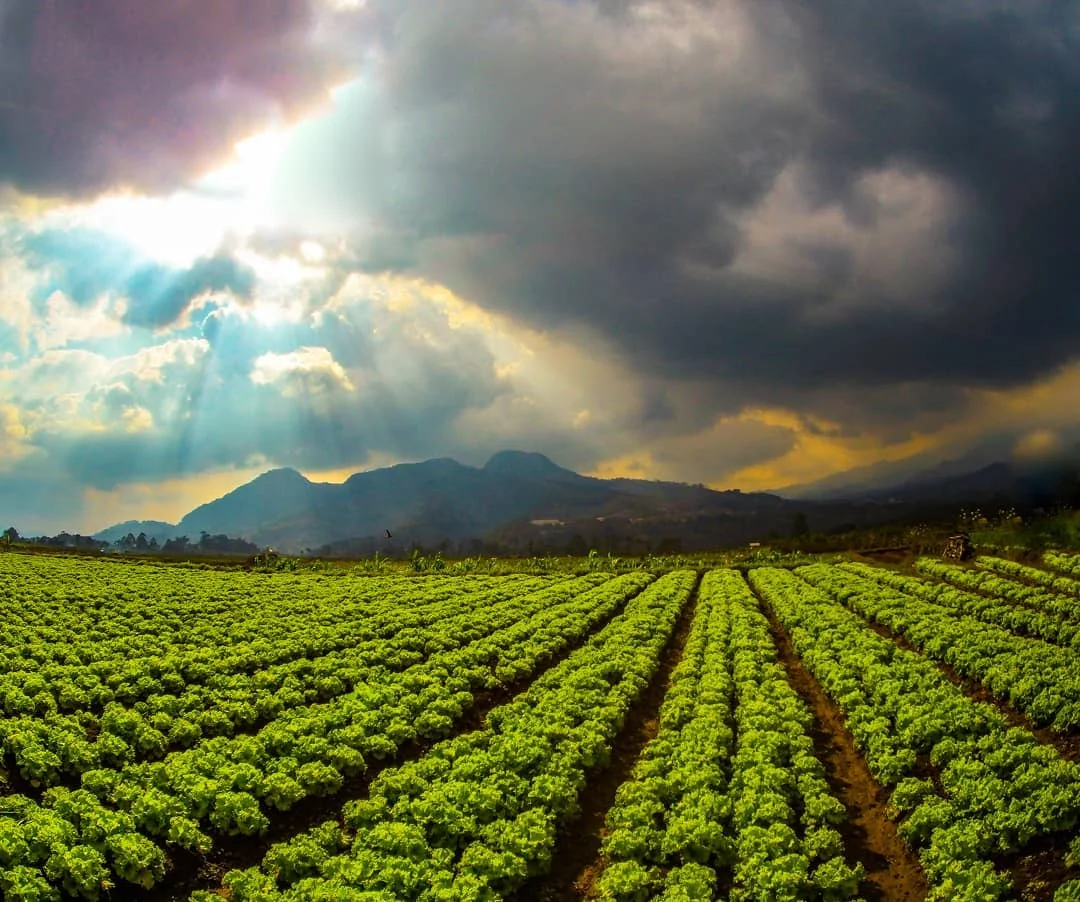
(0, 550, 1079, 900)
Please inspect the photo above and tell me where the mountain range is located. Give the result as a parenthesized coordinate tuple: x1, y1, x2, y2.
(96, 451, 789, 554)
(94, 448, 1080, 554)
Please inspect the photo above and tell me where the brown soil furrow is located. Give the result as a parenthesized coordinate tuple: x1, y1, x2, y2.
(757, 598, 929, 902)
(516, 574, 701, 902)
(140, 585, 648, 902)
(851, 613, 1080, 898)
(999, 832, 1079, 902)
(858, 617, 1080, 763)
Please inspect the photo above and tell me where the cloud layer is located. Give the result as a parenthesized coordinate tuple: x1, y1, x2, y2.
(266, 0, 1080, 415)
(2, 0, 1080, 532)
(0, 0, 344, 196)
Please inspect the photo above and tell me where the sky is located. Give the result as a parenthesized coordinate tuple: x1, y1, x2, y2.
(2, 0, 1080, 534)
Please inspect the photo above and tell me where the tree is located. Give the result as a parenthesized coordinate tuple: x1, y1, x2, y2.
(1, 526, 18, 546)
(790, 512, 810, 538)
(162, 536, 191, 554)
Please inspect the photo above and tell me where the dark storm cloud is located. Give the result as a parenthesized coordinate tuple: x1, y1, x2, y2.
(769, 0, 1080, 378)
(120, 254, 255, 329)
(0, 0, 344, 196)
(22, 227, 255, 328)
(305, 0, 1080, 427)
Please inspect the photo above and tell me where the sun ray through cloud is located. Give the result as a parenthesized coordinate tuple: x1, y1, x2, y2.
(0, 0, 1075, 541)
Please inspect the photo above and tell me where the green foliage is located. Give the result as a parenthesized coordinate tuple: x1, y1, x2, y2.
(104, 832, 165, 889)
(1057, 880, 1080, 902)
(0, 551, 1075, 899)
(751, 564, 1080, 900)
(43, 845, 110, 900)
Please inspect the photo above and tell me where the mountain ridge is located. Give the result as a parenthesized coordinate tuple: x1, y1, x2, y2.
(93, 447, 1080, 553)
(96, 451, 787, 552)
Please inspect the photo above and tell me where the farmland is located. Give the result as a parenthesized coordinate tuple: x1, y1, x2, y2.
(1, 552, 1079, 900)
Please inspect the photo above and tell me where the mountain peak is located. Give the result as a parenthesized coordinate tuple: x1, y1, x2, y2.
(483, 450, 577, 480)
(252, 467, 311, 486)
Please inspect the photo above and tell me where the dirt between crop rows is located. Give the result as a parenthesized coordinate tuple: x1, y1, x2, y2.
(515, 575, 701, 902)
(137, 587, 648, 901)
(761, 604, 930, 902)
(855, 616, 1080, 897)
(860, 617, 1080, 764)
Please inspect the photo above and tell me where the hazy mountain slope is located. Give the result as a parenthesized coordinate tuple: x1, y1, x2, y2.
(102, 448, 1080, 556)
(779, 442, 1012, 500)
(862, 458, 1080, 507)
(177, 468, 335, 540)
(125, 451, 786, 553)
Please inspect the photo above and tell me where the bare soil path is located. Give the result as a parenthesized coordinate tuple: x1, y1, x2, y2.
(140, 584, 648, 901)
(757, 593, 929, 902)
(853, 616, 1080, 899)
(515, 575, 701, 902)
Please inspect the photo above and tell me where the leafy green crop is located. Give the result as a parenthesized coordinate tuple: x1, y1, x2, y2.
(1, 553, 1075, 899)
(598, 570, 862, 902)
(751, 565, 1080, 900)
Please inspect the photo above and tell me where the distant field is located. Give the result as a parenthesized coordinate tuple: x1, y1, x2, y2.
(1, 552, 1079, 900)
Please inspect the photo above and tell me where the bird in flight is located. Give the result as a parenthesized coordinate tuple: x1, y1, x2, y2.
(385, 529, 393, 539)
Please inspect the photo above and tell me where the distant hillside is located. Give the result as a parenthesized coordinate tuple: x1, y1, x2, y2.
(781, 436, 1080, 507)
(177, 468, 337, 541)
(778, 441, 1013, 500)
(95, 448, 1080, 556)
(859, 458, 1080, 508)
(99, 451, 799, 554)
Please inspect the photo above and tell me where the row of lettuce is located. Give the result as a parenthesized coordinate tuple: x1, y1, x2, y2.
(208, 570, 700, 900)
(859, 561, 1080, 653)
(0, 575, 568, 783)
(193, 557, 1080, 901)
(800, 562, 1080, 731)
(1043, 551, 1080, 579)
(596, 569, 862, 901)
(0, 554, 551, 678)
(199, 570, 870, 902)
(922, 557, 1080, 628)
(0, 571, 653, 898)
(187, 553, 1080, 900)
(1, 567, 866, 901)
(3, 552, 1079, 899)
(750, 565, 1080, 900)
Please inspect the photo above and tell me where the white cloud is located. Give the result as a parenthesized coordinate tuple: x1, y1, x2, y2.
(41, 192, 234, 268)
(0, 402, 31, 464)
(33, 291, 126, 351)
(250, 346, 355, 395)
(729, 162, 966, 316)
(115, 338, 210, 384)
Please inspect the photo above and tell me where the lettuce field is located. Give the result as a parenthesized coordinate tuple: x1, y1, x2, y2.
(1, 551, 1080, 901)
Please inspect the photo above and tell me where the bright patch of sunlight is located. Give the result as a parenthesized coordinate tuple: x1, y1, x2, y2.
(43, 125, 292, 268)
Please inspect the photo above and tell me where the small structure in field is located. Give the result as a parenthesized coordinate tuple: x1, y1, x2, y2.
(942, 534, 973, 561)
(246, 549, 281, 569)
